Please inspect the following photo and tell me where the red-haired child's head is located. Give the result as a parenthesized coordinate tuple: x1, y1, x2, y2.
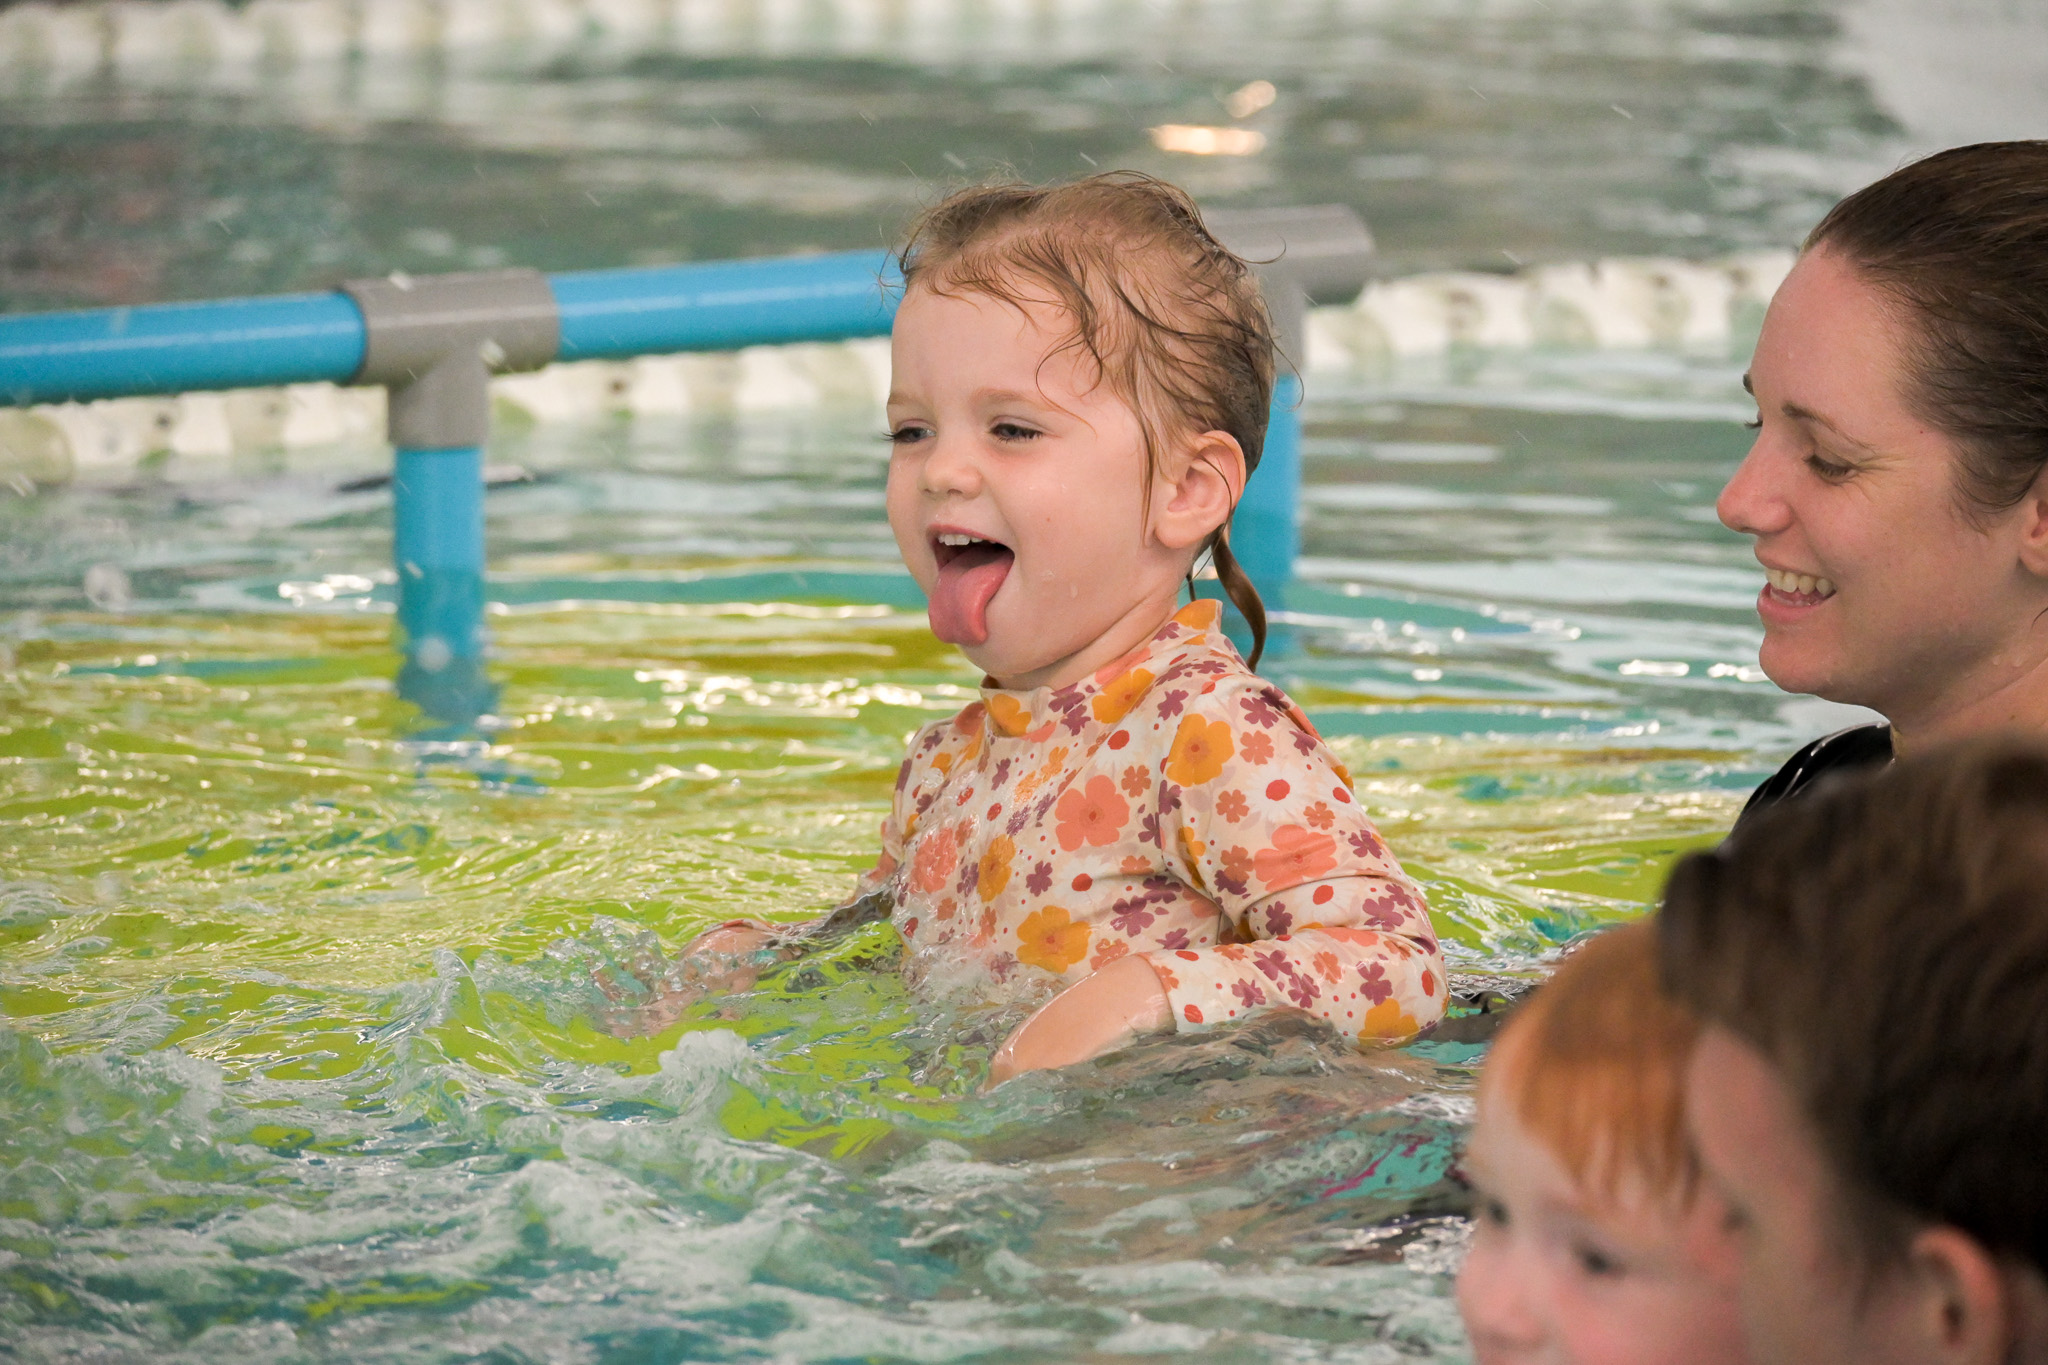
(1456, 921, 1750, 1365)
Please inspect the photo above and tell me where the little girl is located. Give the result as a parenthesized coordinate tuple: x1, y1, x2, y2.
(1456, 921, 1750, 1365)
(685, 173, 1445, 1081)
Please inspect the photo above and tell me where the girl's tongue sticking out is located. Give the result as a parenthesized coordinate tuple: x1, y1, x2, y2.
(929, 533, 1015, 646)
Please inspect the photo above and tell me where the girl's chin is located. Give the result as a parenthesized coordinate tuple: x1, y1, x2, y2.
(958, 637, 1041, 686)
(965, 631, 1089, 691)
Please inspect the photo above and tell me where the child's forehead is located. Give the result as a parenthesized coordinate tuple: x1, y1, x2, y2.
(899, 277, 1080, 348)
(893, 284, 1119, 400)
(1475, 1044, 1695, 1206)
(1471, 1105, 1696, 1247)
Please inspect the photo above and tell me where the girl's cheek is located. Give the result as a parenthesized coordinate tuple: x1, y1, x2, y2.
(1456, 1227, 1539, 1352)
(1679, 1195, 1745, 1287)
(884, 468, 921, 531)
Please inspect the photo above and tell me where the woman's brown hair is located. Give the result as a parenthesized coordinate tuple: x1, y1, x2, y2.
(896, 171, 1276, 667)
(1806, 140, 2048, 520)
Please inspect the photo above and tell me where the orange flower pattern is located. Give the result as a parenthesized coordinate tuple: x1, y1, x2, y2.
(1017, 905, 1091, 973)
(1165, 713, 1233, 787)
(1054, 774, 1131, 851)
(859, 599, 1444, 1044)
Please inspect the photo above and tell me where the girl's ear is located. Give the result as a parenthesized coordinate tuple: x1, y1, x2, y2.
(1152, 429, 1247, 552)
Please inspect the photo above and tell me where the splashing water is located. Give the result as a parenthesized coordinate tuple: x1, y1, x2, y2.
(10, 0, 2008, 1344)
(0, 359, 1839, 1358)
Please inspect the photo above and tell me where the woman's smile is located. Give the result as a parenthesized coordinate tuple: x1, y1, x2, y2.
(1755, 563, 1837, 624)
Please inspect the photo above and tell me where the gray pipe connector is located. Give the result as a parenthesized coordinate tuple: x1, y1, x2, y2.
(342, 269, 560, 450)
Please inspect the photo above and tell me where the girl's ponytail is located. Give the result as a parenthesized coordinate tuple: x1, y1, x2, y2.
(1207, 526, 1267, 670)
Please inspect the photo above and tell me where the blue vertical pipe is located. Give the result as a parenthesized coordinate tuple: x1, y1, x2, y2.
(392, 445, 496, 726)
(1236, 371, 1302, 593)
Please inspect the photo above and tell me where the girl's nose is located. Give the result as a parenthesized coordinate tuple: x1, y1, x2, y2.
(1716, 435, 1795, 540)
(1455, 1242, 1550, 1361)
(919, 430, 984, 499)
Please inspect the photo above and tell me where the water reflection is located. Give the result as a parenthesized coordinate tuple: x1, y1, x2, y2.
(6, 0, 2044, 314)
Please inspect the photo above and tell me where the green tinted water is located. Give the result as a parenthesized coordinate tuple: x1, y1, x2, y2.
(12, 0, 2042, 1354)
(0, 383, 1808, 1361)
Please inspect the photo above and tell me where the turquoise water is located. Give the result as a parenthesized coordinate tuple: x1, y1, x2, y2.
(6, 0, 2045, 1359)
(0, 361, 1827, 1362)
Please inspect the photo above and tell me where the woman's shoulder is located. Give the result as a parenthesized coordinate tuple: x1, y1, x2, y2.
(1737, 723, 1894, 828)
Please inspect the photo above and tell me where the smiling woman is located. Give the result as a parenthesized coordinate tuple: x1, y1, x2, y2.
(1717, 142, 2048, 821)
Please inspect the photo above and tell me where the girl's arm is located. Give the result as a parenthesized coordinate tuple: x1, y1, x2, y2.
(1141, 872, 1445, 1041)
(1144, 680, 1446, 1041)
(984, 873, 1441, 1080)
(987, 681, 1444, 1077)
(986, 954, 1171, 1085)
(628, 752, 922, 1022)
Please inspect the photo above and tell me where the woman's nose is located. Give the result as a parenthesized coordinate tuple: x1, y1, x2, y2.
(1716, 436, 1794, 539)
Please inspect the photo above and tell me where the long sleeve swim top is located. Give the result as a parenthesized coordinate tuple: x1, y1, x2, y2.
(861, 598, 1447, 1043)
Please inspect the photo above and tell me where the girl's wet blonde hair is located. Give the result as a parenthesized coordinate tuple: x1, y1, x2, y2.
(896, 171, 1277, 667)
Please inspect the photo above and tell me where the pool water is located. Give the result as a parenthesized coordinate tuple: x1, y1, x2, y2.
(0, 359, 1862, 1361)
(7, 0, 2044, 1358)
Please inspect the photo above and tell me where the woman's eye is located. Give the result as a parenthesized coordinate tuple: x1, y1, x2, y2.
(1805, 451, 1855, 482)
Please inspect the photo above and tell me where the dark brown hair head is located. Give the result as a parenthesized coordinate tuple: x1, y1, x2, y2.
(1657, 739, 2048, 1273)
(897, 171, 1276, 666)
(1805, 140, 2048, 520)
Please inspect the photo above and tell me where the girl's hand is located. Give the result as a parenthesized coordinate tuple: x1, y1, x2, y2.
(597, 920, 787, 1037)
(682, 919, 778, 963)
(986, 954, 1174, 1086)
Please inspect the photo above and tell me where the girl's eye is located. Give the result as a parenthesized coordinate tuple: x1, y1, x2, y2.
(1743, 416, 1763, 431)
(1477, 1197, 1510, 1228)
(888, 424, 932, 445)
(1573, 1243, 1622, 1278)
(990, 421, 1041, 442)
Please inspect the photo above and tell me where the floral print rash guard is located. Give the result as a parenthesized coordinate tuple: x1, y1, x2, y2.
(860, 599, 1446, 1043)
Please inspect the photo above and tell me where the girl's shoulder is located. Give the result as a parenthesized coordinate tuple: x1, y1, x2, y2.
(901, 696, 994, 765)
(1158, 646, 1321, 740)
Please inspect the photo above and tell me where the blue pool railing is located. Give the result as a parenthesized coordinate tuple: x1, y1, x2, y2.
(0, 251, 904, 405)
(0, 210, 1371, 725)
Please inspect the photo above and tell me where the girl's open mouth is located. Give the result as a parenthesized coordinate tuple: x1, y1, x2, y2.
(929, 531, 1015, 646)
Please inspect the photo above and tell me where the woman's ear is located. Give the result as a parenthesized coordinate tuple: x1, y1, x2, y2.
(2014, 464, 2048, 580)
(1151, 429, 1247, 552)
